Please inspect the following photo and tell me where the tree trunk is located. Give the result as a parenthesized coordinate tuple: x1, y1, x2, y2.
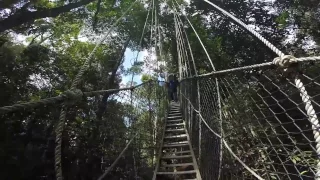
(95, 38, 131, 121)
(0, 0, 95, 32)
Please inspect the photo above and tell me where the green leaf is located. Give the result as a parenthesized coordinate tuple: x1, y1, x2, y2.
(276, 12, 289, 29)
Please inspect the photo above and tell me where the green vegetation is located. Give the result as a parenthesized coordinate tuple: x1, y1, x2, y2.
(0, 0, 319, 179)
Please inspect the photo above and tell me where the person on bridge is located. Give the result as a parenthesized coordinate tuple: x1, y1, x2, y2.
(167, 74, 179, 102)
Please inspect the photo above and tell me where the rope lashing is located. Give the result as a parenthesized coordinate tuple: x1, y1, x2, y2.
(273, 55, 298, 74)
(273, 55, 298, 68)
(62, 89, 84, 105)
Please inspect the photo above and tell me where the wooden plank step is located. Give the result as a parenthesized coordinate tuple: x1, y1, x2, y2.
(163, 150, 191, 155)
(165, 128, 185, 132)
(162, 163, 194, 167)
(169, 108, 180, 110)
(166, 123, 184, 127)
(164, 134, 187, 139)
(168, 112, 182, 116)
(163, 143, 189, 148)
(169, 111, 181, 113)
(168, 116, 182, 119)
(169, 112, 180, 114)
(167, 119, 183, 123)
(165, 141, 189, 145)
(161, 155, 192, 159)
(156, 170, 196, 175)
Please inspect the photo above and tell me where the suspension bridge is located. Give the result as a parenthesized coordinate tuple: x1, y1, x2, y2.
(1, 0, 320, 179)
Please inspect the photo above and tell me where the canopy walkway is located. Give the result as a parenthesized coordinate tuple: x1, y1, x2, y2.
(153, 102, 201, 180)
(1, 0, 320, 180)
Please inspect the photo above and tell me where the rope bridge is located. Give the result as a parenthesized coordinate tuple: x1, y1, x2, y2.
(180, 65, 320, 179)
(1, 0, 320, 179)
(1, 80, 168, 179)
(174, 0, 320, 179)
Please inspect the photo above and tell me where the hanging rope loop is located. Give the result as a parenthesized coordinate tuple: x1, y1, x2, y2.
(62, 89, 83, 105)
(273, 55, 297, 68)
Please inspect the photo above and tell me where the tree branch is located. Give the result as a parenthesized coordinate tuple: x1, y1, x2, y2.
(28, 34, 41, 46)
(92, 0, 103, 30)
(95, 38, 131, 121)
(0, 0, 95, 32)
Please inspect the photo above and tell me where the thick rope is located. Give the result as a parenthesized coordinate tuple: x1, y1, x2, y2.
(185, 0, 320, 173)
(154, 6, 159, 74)
(172, 0, 216, 71)
(180, 52, 320, 178)
(180, 92, 264, 180)
(0, 89, 83, 114)
(273, 55, 297, 68)
(294, 77, 320, 179)
(83, 86, 135, 97)
(0, 96, 65, 114)
(172, 4, 226, 179)
(176, 13, 198, 76)
(70, 0, 138, 89)
(175, 13, 192, 76)
(54, 1, 138, 175)
(130, 0, 151, 86)
(0, 87, 141, 114)
(203, 0, 284, 57)
(180, 56, 320, 81)
(55, 106, 66, 180)
(55, 88, 83, 178)
(97, 136, 136, 180)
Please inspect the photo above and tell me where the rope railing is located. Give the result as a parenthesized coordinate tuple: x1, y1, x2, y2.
(178, 56, 320, 81)
(180, 62, 320, 179)
(172, 1, 320, 179)
(0, 82, 153, 114)
(3, 0, 320, 179)
(98, 136, 137, 180)
(2, 79, 168, 179)
(54, 2, 140, 178)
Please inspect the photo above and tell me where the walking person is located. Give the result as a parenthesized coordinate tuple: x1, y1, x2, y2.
(167, 74, 179, 102)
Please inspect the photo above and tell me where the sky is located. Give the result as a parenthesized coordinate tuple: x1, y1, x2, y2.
(121, 48, 147, 86)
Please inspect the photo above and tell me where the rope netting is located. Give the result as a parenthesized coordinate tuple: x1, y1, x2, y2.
(96, 81, 168, 179)
(180, 62, 320, 179)
(2, 0, 320, 179)
(0, 0, 167, 179)
(174, 0, 320, 179)
(0, 80, 168, 179)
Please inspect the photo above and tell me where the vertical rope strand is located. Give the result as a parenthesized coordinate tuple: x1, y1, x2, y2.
(130, 1, 152, 85)
(203, 0, 284, 57)
(175, 14, 198, 76)
(54, 106, 66, 180)
(176, 14, 193, 76)
(172, 0, 216, 71)
(174, 13, 184, 79)
(294, 76, 320, 179)
(54, 1, 138, 179)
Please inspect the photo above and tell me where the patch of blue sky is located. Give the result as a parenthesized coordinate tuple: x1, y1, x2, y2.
(121, 48, 147, 87)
